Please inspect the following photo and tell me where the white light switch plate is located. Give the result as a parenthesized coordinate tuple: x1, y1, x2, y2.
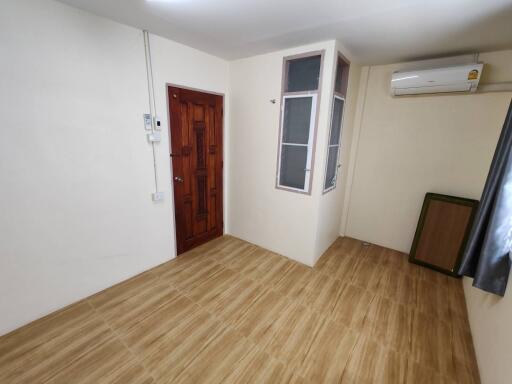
(154, 115, 162, 131)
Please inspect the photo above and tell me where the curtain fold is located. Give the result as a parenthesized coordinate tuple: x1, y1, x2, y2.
(458, 100, 512, 296)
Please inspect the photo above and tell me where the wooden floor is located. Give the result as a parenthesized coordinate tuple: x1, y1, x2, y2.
(0, 236, 479, 384)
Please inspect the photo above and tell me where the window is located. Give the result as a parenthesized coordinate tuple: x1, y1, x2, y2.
(277, 52, 323, 193)
(324, 55, 349, 192)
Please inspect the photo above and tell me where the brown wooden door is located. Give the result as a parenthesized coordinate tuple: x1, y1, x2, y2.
(168, 86, 223, 255)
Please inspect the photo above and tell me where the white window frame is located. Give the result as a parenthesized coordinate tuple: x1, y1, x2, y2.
(323, 95, 346, 193)
(276, 50, 324, 194)
(276, 94, 318, 192)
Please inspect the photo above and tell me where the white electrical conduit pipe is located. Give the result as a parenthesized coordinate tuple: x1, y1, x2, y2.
(143, 30, 160, 195)
(473, 53, 512, 93)
(477, 82, 512, 93)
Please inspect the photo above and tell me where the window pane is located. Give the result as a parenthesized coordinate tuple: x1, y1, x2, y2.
(324, 146, 339, 190)
(280, 145, 308, 190)
(335, 61, 344, 94)
(330, 98, 344, 145)
(282, 97, 312, 144)
(286, 55, 321, 92)
(335, 58, 349, 95)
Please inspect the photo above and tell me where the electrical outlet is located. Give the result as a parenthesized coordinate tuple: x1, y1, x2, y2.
(152, 192, 164, 202)
(147, 132, 161, 142)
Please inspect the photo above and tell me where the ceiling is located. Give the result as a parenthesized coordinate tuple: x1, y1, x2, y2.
(58, 0, 512, 64)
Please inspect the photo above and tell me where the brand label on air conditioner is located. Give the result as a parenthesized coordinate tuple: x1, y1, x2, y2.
(468, 70, 479, 80)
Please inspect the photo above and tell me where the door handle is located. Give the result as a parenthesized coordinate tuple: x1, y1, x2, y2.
(174, 176, 184, 183)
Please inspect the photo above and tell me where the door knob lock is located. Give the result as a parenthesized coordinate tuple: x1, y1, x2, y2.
(174, 176, 184, 183)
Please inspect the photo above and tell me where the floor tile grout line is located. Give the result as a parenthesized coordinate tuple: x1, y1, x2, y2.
(37, 301, 120, 384)
(85, 298, 158, 382)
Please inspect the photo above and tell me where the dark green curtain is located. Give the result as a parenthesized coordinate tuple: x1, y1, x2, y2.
(458, 100, 512, 296)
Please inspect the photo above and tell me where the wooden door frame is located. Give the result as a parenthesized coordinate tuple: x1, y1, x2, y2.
(166, 83, 225, 257)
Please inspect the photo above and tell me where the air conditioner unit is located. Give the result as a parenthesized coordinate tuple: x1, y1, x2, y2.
(390, 63, 483, 96)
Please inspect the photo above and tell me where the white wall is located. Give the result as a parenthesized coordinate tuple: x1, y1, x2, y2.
(461, 50, 512, 384)
(463, 278, 512, 384)
(343, 51, 512, 253)
(313, 42, 362, 263)
(339, 49, 512, 384)
(0, 0, 229, 336)
(228, 41, 338, 266)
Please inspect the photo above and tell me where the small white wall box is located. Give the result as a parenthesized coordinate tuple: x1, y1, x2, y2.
(147, 132, 161, 142)
(154, 116, 162, 130)
(143, 114, 152, 130)
(152, 192, 164, 201)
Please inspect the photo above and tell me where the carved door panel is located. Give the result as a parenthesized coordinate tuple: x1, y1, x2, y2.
(168, 86, 223, 255)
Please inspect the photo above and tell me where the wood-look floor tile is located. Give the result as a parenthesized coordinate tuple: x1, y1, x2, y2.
(88, 272, 159, 311)
(199, 274, 257, 313)
(418, 264, 452, 285)
(135, 308, 215, 366)
(1, 315, 114, 384)
(213, 242, 256, 267)
(406, 360, 453, 384)
(254, 257, 295, 286)
(172, 326, 254, 384)
(368, 246, 422, 280)
(223, 346, 298, 384)
(173, 261, 225, 291)
(451, 323, 480, 383)
(207, 236, 248, 257)
(121, 293, 200, 348)
(333, 254, 362, 283)
(331, 284, 374, 329)
(241, 251, 286, 281)
(264, 303, 325, 368)
(0, 301, 94, 363)
(315, 248, 346, 278)
(219, 346, 272, 383)
(95, 284, 179, 333)
(416, 278, 451, 320)
(350, 260, 384, 291)
(301, 272, 343, 314)
(299, 319, 358, 383)
(0, 235, 480, 384)
(273, 263, 313, 298)
(234, 289, 291, 344)
(231, 248, 270, 275)
(156, 257, 215, 286)
(183, 266, 238, 304)
(411, 311, 454, 378)
(206, 278, 266, 325)
(316, 239, 365, 281)
(200, 235, 241, 258)
(102, 363, 154, 384)
(377, 267, 417, 307)
(139, 311, 225, 382)
(338, 237, 368, 257)
(340, 335, 407, 384)
(446, 283, 472, 330)
(44, 338, 145, 384)
(453, 359, 481, 384)
(361, 295, 413, 352)
(359, 244, 387, 264)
